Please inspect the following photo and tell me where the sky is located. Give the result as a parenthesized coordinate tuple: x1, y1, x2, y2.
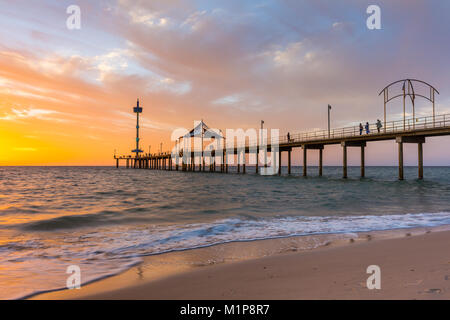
(1, 0, 450, 166)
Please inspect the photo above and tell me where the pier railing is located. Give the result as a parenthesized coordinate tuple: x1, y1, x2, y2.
(276, 113, 450, 146)
(116, 112, 449, 180)
(226, 113, 450, 148)
(118, 113, 450, 158)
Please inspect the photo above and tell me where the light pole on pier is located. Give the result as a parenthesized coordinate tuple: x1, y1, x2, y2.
(328, 104, 332, 138)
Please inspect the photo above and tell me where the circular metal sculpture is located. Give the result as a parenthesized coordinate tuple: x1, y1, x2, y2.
(378, 79, 439, 131)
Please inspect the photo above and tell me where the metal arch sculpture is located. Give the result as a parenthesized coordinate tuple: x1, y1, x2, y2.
(378, 79, 439, 132)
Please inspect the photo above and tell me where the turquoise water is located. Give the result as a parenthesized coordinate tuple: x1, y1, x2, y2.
(1, 166, 450, 299)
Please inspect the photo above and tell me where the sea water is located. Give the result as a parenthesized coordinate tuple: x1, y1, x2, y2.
(1, 166, 450, 299)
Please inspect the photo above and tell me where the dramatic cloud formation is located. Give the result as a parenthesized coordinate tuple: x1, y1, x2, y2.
(0, 0, 450, 165)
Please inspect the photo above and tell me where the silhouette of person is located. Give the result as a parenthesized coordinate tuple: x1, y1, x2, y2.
(359, 123, 363, 135)
(365, 122, 370, 134)
(376, 119, 382, 133)
(287, 132, 290, 142)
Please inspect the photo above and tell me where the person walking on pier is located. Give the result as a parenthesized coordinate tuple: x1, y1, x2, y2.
(376, 119, 382, 133)
(287, 132, 291, 142)
(359, 123, 363, 135)
(365, 122, 370, 134)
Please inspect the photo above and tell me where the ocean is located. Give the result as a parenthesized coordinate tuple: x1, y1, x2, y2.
(1, 166, 450, 299)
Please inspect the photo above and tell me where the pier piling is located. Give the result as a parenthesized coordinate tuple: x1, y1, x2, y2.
(361, 145, 365, 178)
(288, 149, 291, 174)
(396, 136, 426, 180)
(319, 148, 323, 176)
(418, 142, 423, 179)
(255, 148, 259, 174)
(278, 151, 282, 175)
(302, 146, 307, 177)
(398, 141, 404, 180)
(342, 143, 348, 179)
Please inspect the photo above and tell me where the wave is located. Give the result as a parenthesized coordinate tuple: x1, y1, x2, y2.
(17, 211, 129, 231)
(44, 211, 450, 260)
(3, 211, 450, 300)
(121, 211, 450, 252)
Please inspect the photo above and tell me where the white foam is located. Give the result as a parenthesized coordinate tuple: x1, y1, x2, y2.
(104, 211, 450, 257)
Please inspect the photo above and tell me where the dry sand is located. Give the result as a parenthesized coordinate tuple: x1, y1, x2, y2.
(33, 228, 450, 300)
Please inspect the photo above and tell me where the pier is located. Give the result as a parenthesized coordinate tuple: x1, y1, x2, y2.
(115, 79, 449, 180)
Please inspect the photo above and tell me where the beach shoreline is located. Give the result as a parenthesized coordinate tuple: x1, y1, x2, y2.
(32, 225, 450, 300)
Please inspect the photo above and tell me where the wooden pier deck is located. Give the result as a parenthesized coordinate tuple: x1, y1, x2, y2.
(115, 113, 450, 180)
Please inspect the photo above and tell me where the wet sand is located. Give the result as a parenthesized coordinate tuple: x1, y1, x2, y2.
(33, 227, 450, 300)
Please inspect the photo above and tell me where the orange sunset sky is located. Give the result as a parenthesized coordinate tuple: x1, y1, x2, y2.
(1, 0, 450, 166)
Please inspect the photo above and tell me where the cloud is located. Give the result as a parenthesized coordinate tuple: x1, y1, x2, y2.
(129, 8, 170, 28)
(271, 41, 317, 66)
(0, 107, 59, 121)
(93, 49, 133, 81)
(181, 10, 207, 31)
(213, 95, 242, 105)
(1, 0, 450, 165)
(113, 110, 177, 132)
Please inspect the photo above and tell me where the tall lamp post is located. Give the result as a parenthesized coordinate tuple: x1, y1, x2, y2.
(328, 104, 332, 138)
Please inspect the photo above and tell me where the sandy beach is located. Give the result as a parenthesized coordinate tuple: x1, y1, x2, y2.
(33, 227, 450, 300)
